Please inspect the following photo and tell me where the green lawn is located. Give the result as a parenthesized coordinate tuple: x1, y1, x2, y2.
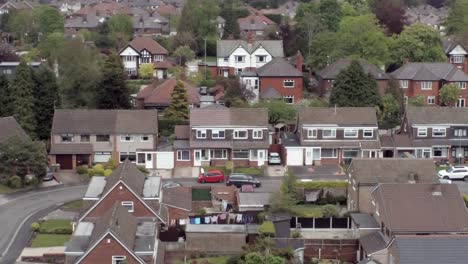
(177, 256, 230, 264)
(0, 184, 15, 194)
(290, 205, 326, 218)
(40, 219, 71, 232)
(437, 165, 449, 172)
(31, 234, 71, 248)
(61, 200, 83, 210)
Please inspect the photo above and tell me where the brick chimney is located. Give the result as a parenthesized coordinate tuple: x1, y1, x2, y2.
(247, 32, 253, 45)
(295, 50, 304, 72)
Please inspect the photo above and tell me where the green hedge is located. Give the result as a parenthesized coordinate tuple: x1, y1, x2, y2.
(464, 195, 468, 207)
(39, 220, 72, 235)
(259, 221, 275, 237)
(295, 181, 348, 190)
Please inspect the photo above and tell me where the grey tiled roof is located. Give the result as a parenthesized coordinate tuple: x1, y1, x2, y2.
(359, 231, 388, 254)
(317, 59, 388, 80)
(391, 62, 468, 81)
(49, 143, 93, 155)
(260, 87, 282, 99)
(257, 57, 302, 77)
(351, 213, 379, 229)
(216, 40, 284, 58)
(190, 107, 268, 127)
(406, 106, 468, 125)
(102, 160, 147, 197)
(0, 116, 29, 143)
(298, 107, 378, 126)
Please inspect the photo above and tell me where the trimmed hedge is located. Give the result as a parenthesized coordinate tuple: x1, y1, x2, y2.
(38, 220, 72, 235)
(259, 221, 275, 237)
(296, 181, 347, 190)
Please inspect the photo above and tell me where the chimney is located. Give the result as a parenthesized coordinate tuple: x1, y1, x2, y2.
(247, 32, 253, 45)
(431, 184, 442, 196)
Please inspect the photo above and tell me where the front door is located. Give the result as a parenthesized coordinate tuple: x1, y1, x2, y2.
(194, 150, 202, 166)
(146, 153, 153, 169)
(305, 148, 313, 165)
(223, 69, 229, 78)
(157, 69, 163, 79)
(258, 150, 265, 166)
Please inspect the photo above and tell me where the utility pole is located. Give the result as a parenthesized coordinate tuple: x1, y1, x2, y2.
(204, 38, 207, 80)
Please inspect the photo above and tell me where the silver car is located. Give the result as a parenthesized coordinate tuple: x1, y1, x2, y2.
(268, 152, 281, 165)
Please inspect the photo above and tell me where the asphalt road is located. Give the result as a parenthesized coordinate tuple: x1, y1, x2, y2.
(454, 181, 468, 194)
(0, 184, 87, 264)
(166, 177, 283, 193)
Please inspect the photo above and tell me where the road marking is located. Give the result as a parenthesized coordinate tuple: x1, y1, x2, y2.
(2, 185, 86, 205)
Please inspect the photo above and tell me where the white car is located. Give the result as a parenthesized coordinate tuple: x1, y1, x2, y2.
(268, 152, 281, 165)
(438, 166, 468, 181)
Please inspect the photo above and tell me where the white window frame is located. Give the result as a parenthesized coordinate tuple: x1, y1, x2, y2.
(344, 129, 358, 138)
(454, 129, 467, 137)
(210, 149, 227, 160)
(415, 148, 431, 158)
(307, 129, 317, 139)
(96, 134, 110, 142)
(283, 95, 294, 104)
(256, 55, 266, 62)
(154, 55, 164, 62)
(417, 128, 427, 137)
(196, 129, 207, 139)
(252, 130, 263, 139)
(121, 201, 134, 212)
(60, 134, 74, 142)
(363, 129, 373, 138)
(432, 128, 446, 137)
(283, 79, 294, 88)
(453, 55, 464, 63)
(177, 150, 190, 161)
(400, 80, 408, 88)
(211, 129, 225, 139)
(321, 148, 337, 158)
(232, 149, 249, 160)
(140, 135, 150, 142)
(119, 152, 136, 163)
(322, 129, 336, 138)
(432, 147, 447, 157)
(120, 135, 134, 142)
(233, 130, 248, 139)
(112, 255, 126, 264)
(421, 81, 432, 90)
(94, 152, 112, 163)
(427, 96, 435, 104)
(457, 98, 466, 108)
(456, 82, 466, 89)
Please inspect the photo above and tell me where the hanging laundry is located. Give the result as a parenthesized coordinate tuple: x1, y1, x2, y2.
(195, 218, 201, 224)
(229, 213, 236, 224)
(179, 219, 186, 225)
(205, 216, 211, 224)
(236, 214, 243, 223)
(222, 200, 228, 211)
(211, 215, 218, 224)
(190, 218, 195, 224)
(219, 213, 227, 220)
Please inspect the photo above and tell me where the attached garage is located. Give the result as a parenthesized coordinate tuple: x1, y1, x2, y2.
(156, 151, 174, 169)
(50, 143, 93, 170)
(286, 148, 304, 166)
(56, 155, 73, 170)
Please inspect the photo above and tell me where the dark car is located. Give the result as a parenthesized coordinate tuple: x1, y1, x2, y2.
(226, 173, 261, 188)
(197, 169, 225, 183)
(42, 167, 55, 181)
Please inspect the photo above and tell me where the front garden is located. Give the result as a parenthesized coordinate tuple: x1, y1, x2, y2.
(30, 219, 72, 248)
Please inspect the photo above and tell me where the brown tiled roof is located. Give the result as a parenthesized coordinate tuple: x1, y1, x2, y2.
(161, 186, 191, 211)
(174, 125, 190, 139)
(233, 140, 269, 149)
(406, 106, 468, 125)
(49, 143, 93, 155)
(128, 36, 168, 55)
(137, 78, 199, 107)
(103, 160, 147, 197)
(190, 107, 268, 127)
(317, 59, 389, 80)
(257, 57, 302, 77)
(372, 183, 468, 233)
(349, 159, 438, 184)
(153, 60, 173, 69)
(298, 107, 377, 126)
(0, 116, 29, 143)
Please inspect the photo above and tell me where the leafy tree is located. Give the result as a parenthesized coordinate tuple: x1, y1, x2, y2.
(377, 94, 401, 128)
(11, 60, 36, 137)
(172, 31, 198, 52)
(33, 5, 64, 35)
(244, 252, 285, 264)
(164, 80, 189, 121)
(7, 10, 38, 46)
(255, 100, 296, 125)
(385, 78, 404, 107)
(96, 54, 131, 109)
(93, 22, 117, 49)
(139, 63, 154, 79)
(295, 2, 325, 58)
(373, 0, 407, 34)
(390, 23, 446, 67)
(220, 0, 241, 39)
(107, 14, 133, 49)
(279, 23, 299, 57)
(173, 45, 195, 66)
(319, 0, 342, 31)
(32, 66, 60, 140)
(409, 95, 425, 106)
(307, 31, 339, 71)
(446, 0, 468, 37)
(439, 83, 461, 106)
(37, 32, 66, 63)
(269, 171, 298, 213)
(0, 74, 11, 117)
(329, 60, 381, 107)
(219, 78, 254, 107)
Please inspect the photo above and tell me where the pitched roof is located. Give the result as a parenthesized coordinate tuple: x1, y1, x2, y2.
(190, 107, 268, 127)
(391, 62, 468, 81)
(298, 107, 378, 126)
(372, 183, 468, 233)
(317, 59, 388, 80)
(257, 57, 302, 77)
(359, 231, 388, 254)
(0, 116, 29, 143)
(174, 125, 190, 139)
(217, 40, 284, 58)
(390, 235, 468, 264)
(406, 106, 468, 125)
(51, 109, 158, 134)
(443, 36, 468, 54)
(128, 36, 168, 55)
(103, 159, 147, 197)
(348, 159, 438, 184)
(136, 78, 199, 107)
(161, 186, 191, 211)
(49, 143, 93, 155)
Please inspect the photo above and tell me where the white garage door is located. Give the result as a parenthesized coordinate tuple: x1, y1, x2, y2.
(156, 152, 174, 169)
(287, 148, 303, 166)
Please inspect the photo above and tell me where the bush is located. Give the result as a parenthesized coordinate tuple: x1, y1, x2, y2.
(39, 226, 73, 235)
(76, 165, 88, 175)
(103, 169, 113, 177)
(104, 158, 117, 170)
(31, 222, 40, 232)
(27, 176, 39, 187)
(296, 181, 347, 190)
(321, 204, 339, 217)
(259, 221, 275, 237)
(87, 169, 95, 177)
(8, 175, 22, 188)
(92, 164, 105, 176)
(198, 208, 207, 215)
(137, 166, 149, 175)
(464, 195, 468, 207)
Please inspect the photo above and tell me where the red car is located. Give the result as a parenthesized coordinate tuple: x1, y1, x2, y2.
(197, 170, 225, 183)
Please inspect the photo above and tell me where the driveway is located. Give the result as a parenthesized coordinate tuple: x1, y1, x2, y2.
(54, 170, 88, 185)
(288, 165, 346, 180)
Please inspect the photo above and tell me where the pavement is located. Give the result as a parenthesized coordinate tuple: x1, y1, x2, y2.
(454, 181, 468, 195)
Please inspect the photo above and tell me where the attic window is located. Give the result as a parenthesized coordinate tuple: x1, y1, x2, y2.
(112, 255, 126, 264)
(256, 55, 266, 62)
(452, 55, 464, 63)
(121, 201, 134, 212)
(60, 134, 74, 142)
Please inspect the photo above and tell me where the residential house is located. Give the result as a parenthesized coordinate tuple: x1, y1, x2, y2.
(0, 61, 42, 78)
(215, 39, 284, 77)
(65, 204, 159, 264)
(283, 107, 380, 166)
(260, 0, 299, 18)
(240, 57, 303, 103)
(237, 7, 276, 39)
(405, 4, 449, 32)
(0, 116, 29, 143)
(132, 13, 169, 37)
(391, 62, 468, 107)
(316, 59, 389, 97)
(49, 109, 158, 170)
(172, 105, 269, 167)
(153, 60, 173, 79)
(135, 78, 199, 111)
(0, 0, 38, 14)
(347, 159, 438, 213)
(120, 36, 168, 76)
(443, 37, 468, 74)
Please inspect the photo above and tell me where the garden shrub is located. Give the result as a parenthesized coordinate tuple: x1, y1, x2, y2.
(197, 208, 207, 215)
(291, 230, 301, 238)
(464, 195, 468, 207)
(87, 169, 95, 177)
(259, 221, 275, 237)
(103, 169, 113, 177)
(76, 165, 88, 175)
(27, 176, 39, 187)
(92, 164, 105, 176)
(296, 181, 347, 190)
(321, 204, 339, 217)
(8, 175, 22, 188)
(39, 226, 73, 235)
(104, 158, 117, 170)
(31, 222, 40, 232)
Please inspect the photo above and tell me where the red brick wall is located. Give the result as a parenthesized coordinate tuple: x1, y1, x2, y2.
(377, 80, 388, 96)
(167, 207, 190, 223)
(85, 183, 155, 219)
(259, 76, 303, 101)
(174, 149, 194, 167)
(79, 234, 141, 264)
(304, 239, 358, 263)
(321, 157, 339, 165)
(402, 80, 439, 104)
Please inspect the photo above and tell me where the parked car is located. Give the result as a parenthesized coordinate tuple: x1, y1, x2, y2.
(162, 180, 182, 188)
(438, 166, 468, 181)
(226, 173, 261, 188)
(42, 167, 55, 181)
(197, 169, 225, 183)
(268, 152, 281, 165)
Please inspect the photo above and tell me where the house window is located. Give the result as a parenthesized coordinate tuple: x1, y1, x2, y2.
(210, 149, 227, 159)
(400, 80, 408, 88)
(403, 96, 408, 105)
(454, 129, 467, 137)
(254, 79, 259, 89)
(233, 149, 249, 159)
(321, 148, 337, 158)
(119, 152, 136, 163)
(120, 135, 133, 142)
(96, 135, 110, 142)
(421, 81, 432, 90)
(201, 149, 210, 161)
(433, 147, 447, 157)
(256, 55, 266, 62)
(283, 95, 294, 104)
(177, 150, 190, 161)
(456, 82, 466, 89)
(154, 55, 164, 61)
(112, 256, 126, 264)
(457, 98, 465, 107)
(121, 201, 134, 212)
(141, 135, 150, 142)
(2, 69, 12, 74)
(253, 130, 263, 139)
(432, 128, 446, 137)
(344, 129, 358, 138)
(235, 56, 245, 63)
(342, 149, 359, 158)
(141, 57, 151, 64)
(322, 129, 336, 138)
(223, 57, 228, 62)
(211, 129, 225, 139)
(137, 153, 145, 164)
(307, 129, 317, 138)
(196, 130, 207, 139)
(60, 134, 74, 142)
(80, 134, 90, 142)
(453, 55, 464, 63)
(94, 152, 112, 163)
(283, 79, 294, 88)
(233, 130, 248, 139)
(416, 148, 431, 158)
(417, 128, 427, 137)
(427, 96, 435, 104)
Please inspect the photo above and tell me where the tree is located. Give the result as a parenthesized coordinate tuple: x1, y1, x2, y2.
(409, 95, 425, 106)
(164, 80, 189, 121)
(255, 100, 296, 125)
(295, 2, 324, 58)
(172, 31, 198, 52)
(32, 66, 60, 140)
(11, 60, 36, 137)
(33, 5, 64, 35)
(139, 63, 154, 79)
(107, 14, 133, 49)
(373, 0, 407, 34)
(385, 78, 404, 107)
(269, 171, 298, 213)
(218, 78, 254, 107)
(0, 74, 11, 117)
(37, 32, 66, 63)
(439, 83, 462, 106)
(0, 44, 18, 62)
(7, 10, 38, 46)
(319, 0, 342, 31)
(244, 252, 285, 264)
(173, 45, 195, 66)
(329, 60, 381, 107)
(220, 0, 241, 39)
(377, 94, 401, 128)
(308, 31, 339, 71)
(96, 54, 131, 109)
(446, 0, 468, 37)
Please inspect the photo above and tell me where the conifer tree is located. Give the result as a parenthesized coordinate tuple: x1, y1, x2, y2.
(33, 66, 60, 140)
(96, 53, 131, 109)
(11, 60, 36, 137)
(0, 74, 11, 117)
(164, 80, 189, 121)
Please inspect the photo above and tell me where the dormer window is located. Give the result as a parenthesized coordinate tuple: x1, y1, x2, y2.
(307, 129, 317, 138)
(233, 130, 248, 139)
(196, 130, 207, 139)
(61, 134, 74, 142)
(417, 128, 427, 137)
(344, 129, 358, 138)
(432, 128, 446, 137)
(211, 129, 225, 139)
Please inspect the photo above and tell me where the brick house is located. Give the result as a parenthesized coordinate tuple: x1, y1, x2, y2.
(443, 37, 468, 74)
(283, 107, 381, 166)
(119, 36, 168, 77)
(316, 59, 389, 97)
(49, 109, 158, 170)
(172, 105, 269, 167)
(391, 62, 468, 107)
(237, 11, 276, 40)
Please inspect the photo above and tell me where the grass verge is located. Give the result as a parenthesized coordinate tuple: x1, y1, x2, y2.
(61, 200, 83, 210)
(31, 234, 71, 248)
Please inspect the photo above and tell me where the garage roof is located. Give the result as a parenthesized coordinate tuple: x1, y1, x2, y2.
(49, 143, 93, 154)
